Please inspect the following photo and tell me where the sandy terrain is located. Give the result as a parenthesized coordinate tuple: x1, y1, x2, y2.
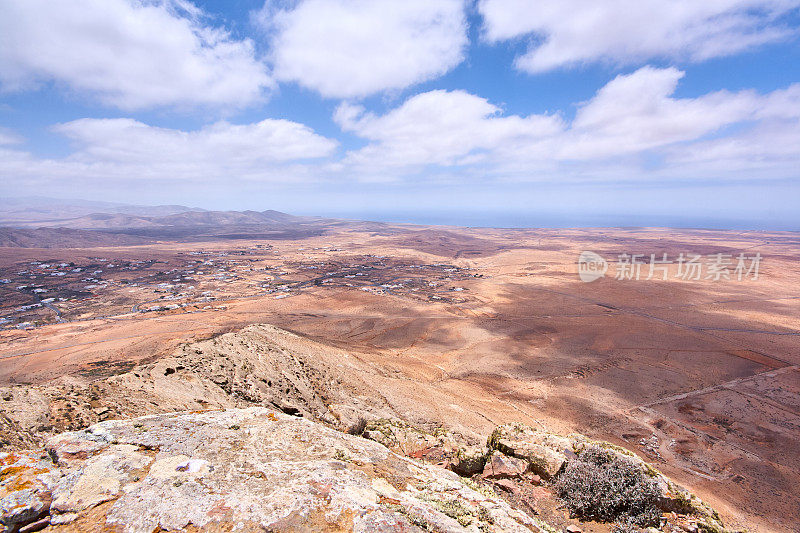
(1, 224, 798, 531)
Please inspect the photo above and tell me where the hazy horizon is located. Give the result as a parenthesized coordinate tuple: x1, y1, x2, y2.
(3, 193, 799, 231)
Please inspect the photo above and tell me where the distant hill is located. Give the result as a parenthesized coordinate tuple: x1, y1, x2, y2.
(0, 197, 202, 227)
(42, 213, 161, 229)
(0, 197, 342, 247)
(0, 227, 152, 248)
(155, 209, 304, 227)
(0, 197, 315, 231)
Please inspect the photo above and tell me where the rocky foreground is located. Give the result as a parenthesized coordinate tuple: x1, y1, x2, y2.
(1, 407, 733, 533)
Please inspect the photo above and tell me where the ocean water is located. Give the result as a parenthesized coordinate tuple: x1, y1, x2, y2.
(313, 210, 800, 231)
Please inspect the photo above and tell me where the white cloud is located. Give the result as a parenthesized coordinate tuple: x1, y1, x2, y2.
(0, 127, 23, 145)
(54, 118, 335, 164)
(334, 90, 563, 168)
(0, 118, 336, 184)
(662, 86, 800, 177)
(336, 67, 800, 181)
(257, 0, 467, 98)
(479, 0, 800, 73)
(2, 68, 799, 190)
(563, 66, 760, 159)
(0, 0, 272, 110)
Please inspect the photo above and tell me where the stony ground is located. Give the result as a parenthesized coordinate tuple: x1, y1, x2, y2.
(1, 406, 734, 533)
(1, 408, 550, 533)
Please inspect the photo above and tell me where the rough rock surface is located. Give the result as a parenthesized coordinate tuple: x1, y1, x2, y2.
(487, 424, 571, 480)
(486, 424, 731, 532)
(481, 452, 529, 480)
(0, 451, 58, 533)
(0, 412, 737, 533)
(361, 419, 487, 477)
(2, 408, 553, 533)
(0, 325, 401, 449)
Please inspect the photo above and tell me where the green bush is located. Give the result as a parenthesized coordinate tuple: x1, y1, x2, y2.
(555, 445, 661, 528)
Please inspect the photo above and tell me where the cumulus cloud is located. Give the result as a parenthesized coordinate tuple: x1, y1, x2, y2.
(336, 67, 800, 180)
(0, 118, 336, 184)
(54, 118, 335, 164)
(662, 84, 800, 177)
(334, 90, 563, 168)
(479, 0, 800, 73)
(563, 67, 760, 159)
(0, 0, 272, 110)
(2, 68, 799, 189)
(257, 0, 467, 98)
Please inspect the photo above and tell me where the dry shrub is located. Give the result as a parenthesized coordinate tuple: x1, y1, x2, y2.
(555, 445, 661, 528)
(346, 417, 368, 436)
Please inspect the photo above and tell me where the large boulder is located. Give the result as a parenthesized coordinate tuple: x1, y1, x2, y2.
(2, 408, 555, 533)
(362, 418, 488, 477)
(481, 452, 529, 479)
(451, 445, 489, 477)
(487, 424, 571, 479)
(361, 418, 442, 456)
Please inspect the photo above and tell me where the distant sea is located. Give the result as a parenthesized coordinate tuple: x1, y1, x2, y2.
(311, 211, 800, 231)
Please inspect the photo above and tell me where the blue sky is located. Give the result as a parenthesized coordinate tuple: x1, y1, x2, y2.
(1, 0, 799, 228)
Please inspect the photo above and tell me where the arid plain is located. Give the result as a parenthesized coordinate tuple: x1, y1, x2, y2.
(1, 223, 798, 532)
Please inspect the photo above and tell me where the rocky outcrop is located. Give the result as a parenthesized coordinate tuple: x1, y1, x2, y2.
(1, 408, 553, 533)
(361, 419, 488, 477)
(485, 423, 732, 532)
(355, 419, 735, 533)
(0, 325, 401, 450)
(487, 424, 571, 480)
(0, 451, 58, 533)
(0, 411, 737, 533)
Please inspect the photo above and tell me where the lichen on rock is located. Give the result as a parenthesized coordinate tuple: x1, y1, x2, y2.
(487, 424, 570, 480)
(2, 408, 550, 532)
